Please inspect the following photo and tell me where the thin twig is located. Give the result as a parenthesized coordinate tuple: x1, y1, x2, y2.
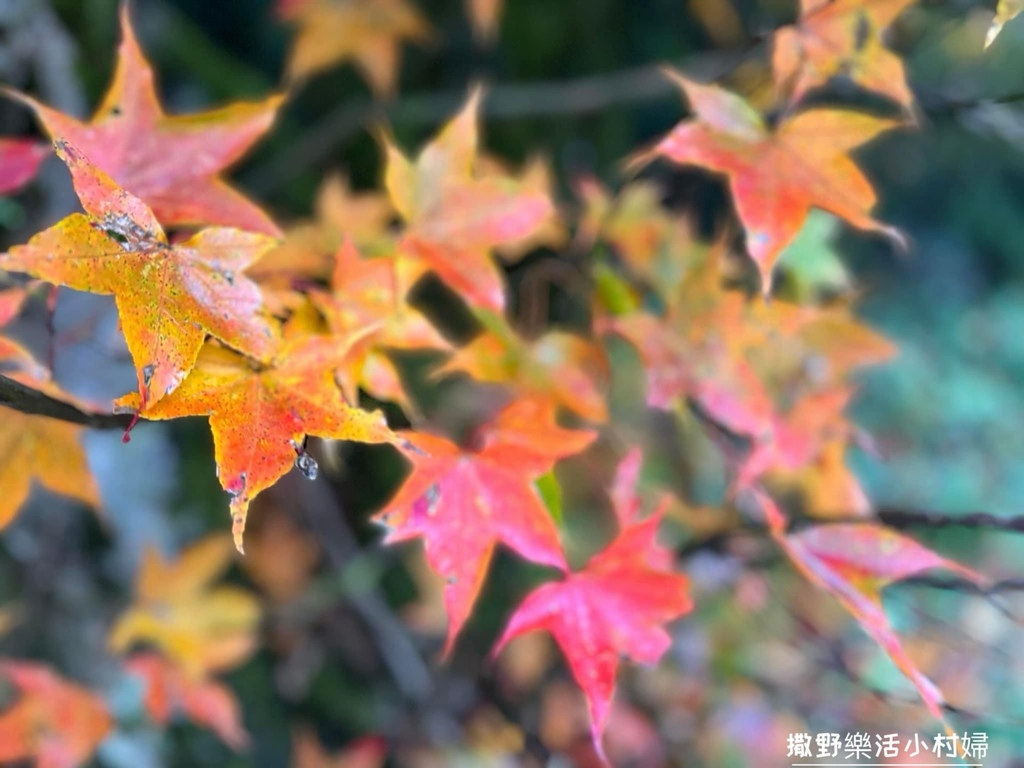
(0, 374, 128, 429)
(296, 448, 433, 704)
(878, 507, 1024, 533)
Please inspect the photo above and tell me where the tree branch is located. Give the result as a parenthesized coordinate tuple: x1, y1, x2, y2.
(243, 47, 755, 197)
(878, 506, 1024, 533)
(296, 448, 433, 705)
(0, 373, 128, 429)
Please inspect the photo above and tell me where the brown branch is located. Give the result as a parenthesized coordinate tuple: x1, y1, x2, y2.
(296, 446, 433, 705)
(0, 373, 129, 429)
(878, 507, 1024, 533)
(243, 47, 756, 197)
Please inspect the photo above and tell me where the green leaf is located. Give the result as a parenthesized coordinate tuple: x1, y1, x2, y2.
(535, 469, 563, 524)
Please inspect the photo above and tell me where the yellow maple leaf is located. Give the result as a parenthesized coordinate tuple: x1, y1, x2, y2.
(110, 535, 260, 678)
(283, 0, 431, 95)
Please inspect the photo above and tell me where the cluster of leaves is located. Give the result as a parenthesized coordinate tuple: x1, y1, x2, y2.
(0, 0, 1018, 764)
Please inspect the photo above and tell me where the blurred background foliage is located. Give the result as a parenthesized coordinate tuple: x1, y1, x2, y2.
(1, 0, 1024, 766)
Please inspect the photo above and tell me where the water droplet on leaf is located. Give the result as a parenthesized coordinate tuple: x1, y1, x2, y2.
(295, 452, 318, 480)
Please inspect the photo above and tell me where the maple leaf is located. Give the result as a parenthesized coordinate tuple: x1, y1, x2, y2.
(311, 239, 449, 410)
(776, 520, 988, 725)
(732, 388, 875, 519)
(604, 246, 776, 435)
(374, 397, 596, 653)
(793, 438, 872, 519)
(383, 88, 557, 311)
(4, 6, 281, 233)
(255, 174, 395, 286)
(479, 154, 566, 262)
(493, 510, 691, 759)
(438, 317, 608, 423)
(0, 661, 112, 768)
(772, 0, 917, 111)
(127, 653, 249, 751)
(986, 0, 1024, 47)
(633, 71, 905, 293)
(0, 293, 101, 527)
(110, 535, 261, 677)
(116, 334, 400, 551)
(0, 409, 100, 530)
(0, 287, 40, 375)
(0, 141, 280, 407)
(281, 0, 431, 95)
(0, 138, 48, 194)
(577, 177, 696, 297)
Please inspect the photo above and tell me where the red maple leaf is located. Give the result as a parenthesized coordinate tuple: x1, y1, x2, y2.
(127, 653, 248, 751)
(493, 510, 691, 760)
(6, 6, 282, 233)
(0, 138, 48, 194)
(760, 491, 989, 727)
(374, 397, 595, 653)
(0, 661, 112, 768)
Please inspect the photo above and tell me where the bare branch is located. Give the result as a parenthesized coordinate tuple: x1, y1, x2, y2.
(243, 47, 755, 197)
(296, 446, 433, 705)
(0, 373, 129, 429)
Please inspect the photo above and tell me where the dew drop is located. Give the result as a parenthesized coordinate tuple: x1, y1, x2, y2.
(425, 484, 441, 515)
(295, 452, 319, 480)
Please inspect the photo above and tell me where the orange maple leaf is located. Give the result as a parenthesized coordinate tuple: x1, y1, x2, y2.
(0, 141, 280, 407)
(281, 0, 431, 95)
(375, 397, 595, 653)
(116, 335, 400, 551)
(577, 177, 696, 296)
(5, 6, 282, 234)
(0, 289, 100, 528)
(110, 535, 260, 677)
(383, 88, 557, 311)
(605, 246, 776, 435)
(438, 316, 608, 423)
(633, 72, 905, 293)
(0, 410, 100, 530)
(309, 240, 448, 412)
(127, 653, 249, 751)
(254, 174, 395, 288)
(773, 0, 917, 110)
(0, 661, 112, 768)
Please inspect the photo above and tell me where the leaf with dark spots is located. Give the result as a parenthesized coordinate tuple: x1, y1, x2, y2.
(0, 142, 280, 407)
(374, 397, 596, 653)
(115, 336, 400, 552)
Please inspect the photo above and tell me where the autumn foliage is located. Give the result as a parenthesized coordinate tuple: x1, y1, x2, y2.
(0, 1, 1018, 766)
